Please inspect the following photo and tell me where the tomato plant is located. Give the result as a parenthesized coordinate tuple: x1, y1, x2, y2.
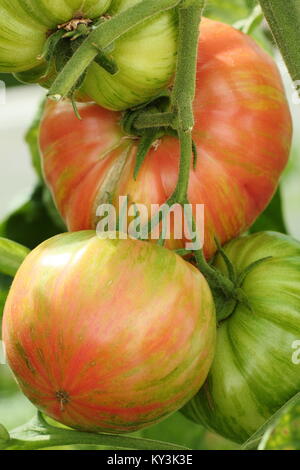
(40, 17, 292, 259)
(183, 231, 300, 444)
(0, 0, 178, 110)
(2, 231, 216, 434)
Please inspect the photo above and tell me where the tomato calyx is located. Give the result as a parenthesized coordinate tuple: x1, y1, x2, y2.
(57, 18, 93, 34)
(212, 243, 274, 323)
(38, 17, 119, 105)
(47, 0, 182, 103)
(122, 91, 175, 179)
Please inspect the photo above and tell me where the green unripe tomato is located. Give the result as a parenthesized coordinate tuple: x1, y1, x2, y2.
(183, 232, 300, 444)
(0, 0, 178, 110)
(81, 0, 178, 110)
(0, 0, 111, 72)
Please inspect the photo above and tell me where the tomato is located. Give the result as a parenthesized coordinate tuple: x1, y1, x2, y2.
(2, 231, 216, 433)
(0, 0, 178, 110)
(182, 231, 300, 444)
(81, 0, 178, 110)
(0, 0, 111, 71)
(39, 18, 292, 259)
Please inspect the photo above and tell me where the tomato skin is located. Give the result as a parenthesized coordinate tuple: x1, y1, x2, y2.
(0, 0, 177, 110)
(2, 231, 216, 433)
(183, 231, 300, 444)
(0, 0, 111, 72)
(81, 0, 178, 110)
(40, 18, 292, 259)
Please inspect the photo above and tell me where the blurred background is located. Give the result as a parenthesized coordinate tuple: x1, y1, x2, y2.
(0, 0, 299, 450)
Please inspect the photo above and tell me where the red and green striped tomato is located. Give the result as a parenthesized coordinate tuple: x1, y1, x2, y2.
(2, 231, 216, 433)
(182, 232, 300, 444)
(40, 18, 292, 259)
(0, 0, 178, 110)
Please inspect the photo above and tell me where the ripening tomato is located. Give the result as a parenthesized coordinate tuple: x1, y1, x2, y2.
(2, 231, 216, 433)
(0, 0, 178, 110)
(39, 18, 292, 259)
(182, 231, 300, 444)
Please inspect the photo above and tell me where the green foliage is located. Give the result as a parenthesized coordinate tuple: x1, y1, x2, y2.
(137, 411, 238, 450)
(25, 100, 45, 179)
(0, 424, 10, 446)
(136, 412, 205, 449)
(0, 74, 20, 87)
(242, 392, 300, 449)
(0, 185, 65, 250)
(0, 274, 11, 313)
(259, 0, 300, 82)
(205, 0, 257, 23)
(0, 273, 12, 324)
(249, 188, 287, 234)
(260, 400, 300, 450)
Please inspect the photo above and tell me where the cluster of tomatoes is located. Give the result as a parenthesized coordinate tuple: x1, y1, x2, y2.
(1, 0, 300, 445)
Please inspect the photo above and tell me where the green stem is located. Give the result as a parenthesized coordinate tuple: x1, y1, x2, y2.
(139, 1, 204, 233)
(171, 1, 203, 131)
(167, 0, 204, 203)
(2, 413, 188, 451)
(0, 238, 30, 277)
(134, 112, 176, 130)
(134, 1, 236, 298)
(48, 0, 181, 100)
(169, 131, 193, 204)
(258, 0, 300, 82)
(194, 250, 236, 298)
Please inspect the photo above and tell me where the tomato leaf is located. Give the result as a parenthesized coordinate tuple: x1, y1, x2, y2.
(0, 185, 65, 250)
(0, 273, 12, 322)
(249, 188, 287, 234)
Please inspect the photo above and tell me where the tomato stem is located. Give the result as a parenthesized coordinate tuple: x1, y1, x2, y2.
(0, 238, 30, 277)
(134, 1, 238, 299)
(171, 2, 202, 132)
(47, 0, 182, 101)
(161, 0, 204, 206)
(151, 5, 243, 300)
(134, 112, 176, 129)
